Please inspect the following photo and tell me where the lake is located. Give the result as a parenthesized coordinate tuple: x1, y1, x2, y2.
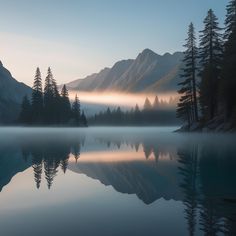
(0, 127, 235, 236)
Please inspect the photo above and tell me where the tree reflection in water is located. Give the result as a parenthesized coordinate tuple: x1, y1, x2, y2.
(9, 132, 235, 235)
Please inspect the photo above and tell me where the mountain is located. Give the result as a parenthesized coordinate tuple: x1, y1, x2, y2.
(0, 61, 32, 123)
(0, 146, 31, 192)
(69, 159, 183, 204)
(66, 49, 183, 93)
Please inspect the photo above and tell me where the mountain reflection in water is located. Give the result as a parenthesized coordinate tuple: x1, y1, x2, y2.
(0, 127, 235, 236)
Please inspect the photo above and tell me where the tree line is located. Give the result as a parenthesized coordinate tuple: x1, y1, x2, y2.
(89, 96, 178, 126)
(19, 67, 87, 126)
(177, 0, 236, 131)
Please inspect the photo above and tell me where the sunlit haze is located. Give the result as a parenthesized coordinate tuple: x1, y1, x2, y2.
(68, 91, 177, 108)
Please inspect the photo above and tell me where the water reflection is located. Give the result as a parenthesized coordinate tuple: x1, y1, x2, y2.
(177, 142, 236, 236)
(0, 128, 235, 236)
(21, 138, 83, 189)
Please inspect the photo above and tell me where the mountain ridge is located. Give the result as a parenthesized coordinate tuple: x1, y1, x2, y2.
(0, 61, 32, 123)
(65, 49, 183, 93)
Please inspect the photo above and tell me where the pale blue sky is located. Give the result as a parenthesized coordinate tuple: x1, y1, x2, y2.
(0, 0, 229, 86)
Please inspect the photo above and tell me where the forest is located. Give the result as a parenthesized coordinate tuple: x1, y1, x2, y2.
(89, 96, 178, 126)
(19, 67, 87, 126)
(177, 0, 236, 131)
(18, 0, 236, 131)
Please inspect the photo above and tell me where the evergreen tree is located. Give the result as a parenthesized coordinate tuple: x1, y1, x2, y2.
(104, 107, 112, 124)
(44, 67, 54, 123)
(31, 67, 43, 123)
(134, 104, 140, 113)
(177, 88, 194, 127)
(199, 9, 223, 120)
(115, 106, 122, 123)
(153, 96, 159, 110)
(225, 0, 236, 40)
(72, 94, 81, 125)
(81, 110, 88, 127)
(60, 85, 71, 123)
(19, 96, 32, 124)
(51, 70, 60, 123)
(52, 75, 60, 98)
(143, 98, 152, 110)
(177, 23, 198, 126)
(220, 1, 236, 120)
(134, 104, 141, 124)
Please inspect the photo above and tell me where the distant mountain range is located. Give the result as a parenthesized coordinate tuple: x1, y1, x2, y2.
(0, 49, 183, 122)
(69, 160, 183, 204)
(66, 49, 183, 93)
(0, 61, 31, 123)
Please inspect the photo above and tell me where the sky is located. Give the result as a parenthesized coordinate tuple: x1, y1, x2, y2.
(0, 0, 229, 86)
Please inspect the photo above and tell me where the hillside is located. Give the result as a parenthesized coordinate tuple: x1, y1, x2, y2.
(0, 61, 32, 123)
(66, 49, 183, 93)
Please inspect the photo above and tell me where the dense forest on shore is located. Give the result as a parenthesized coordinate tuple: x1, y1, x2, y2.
(177, 0, 236, 132)
(19, 67, 87, 126)
(18, 0, 236, 130)
(89, 97, 178, 126)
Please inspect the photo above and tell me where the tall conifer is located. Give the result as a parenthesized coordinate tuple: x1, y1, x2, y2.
(177, 23, 198, 126)
(199, 9, 223, 120)
(31, 67, 43, 123)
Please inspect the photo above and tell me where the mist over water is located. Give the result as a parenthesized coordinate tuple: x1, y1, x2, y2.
(0, 127, 235, 236)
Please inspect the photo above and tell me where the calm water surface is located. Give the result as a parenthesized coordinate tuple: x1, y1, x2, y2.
(0, 127, 235, 236)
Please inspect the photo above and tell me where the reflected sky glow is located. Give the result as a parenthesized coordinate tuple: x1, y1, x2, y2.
(0, 127, 235, 236)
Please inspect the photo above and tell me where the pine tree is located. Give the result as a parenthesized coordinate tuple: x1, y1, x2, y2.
(177, 23, 198, 126)
(185, 23, 198, 121)
(199, 9, 223, 120)
(143, 98, 152, 110)
(225, 0, 236, 40)
(51, 70, 60, 123)
(115, 107, 122, 124)
(44, 67, 54, 123)
(220, 1, 236, 120)
(72, 94, 81, 125)
(19, 95, 32, 124)
(31, 67, 43, 123)
(81, 110, 88, 127)
(177, 83, 194, 127)
(153, 96, 159, 110)
(60, 85, 71, 123)
(134, 104, 141, 124)
(52, 75, 59, 98)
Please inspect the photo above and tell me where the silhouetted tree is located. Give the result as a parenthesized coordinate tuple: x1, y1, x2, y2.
(143, 98, 152, 110)
(80, 110, 88, 127)
(224, 0, 236, 40)
(31, 67, 43, 123)
(44, 67, 54, 124)
(60, 85, 71, 123)
(134, 104, 141, 124)
(72, 94, 81, 125)
(51, 70, 61, 123)
(153, 96, 159, 110)
(177, 23, 199, 127)
(199, 9, 223, 120)
(177, 94, 193, 128)
(19, 96, 31, 124)
(220, 0, 236, 122)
